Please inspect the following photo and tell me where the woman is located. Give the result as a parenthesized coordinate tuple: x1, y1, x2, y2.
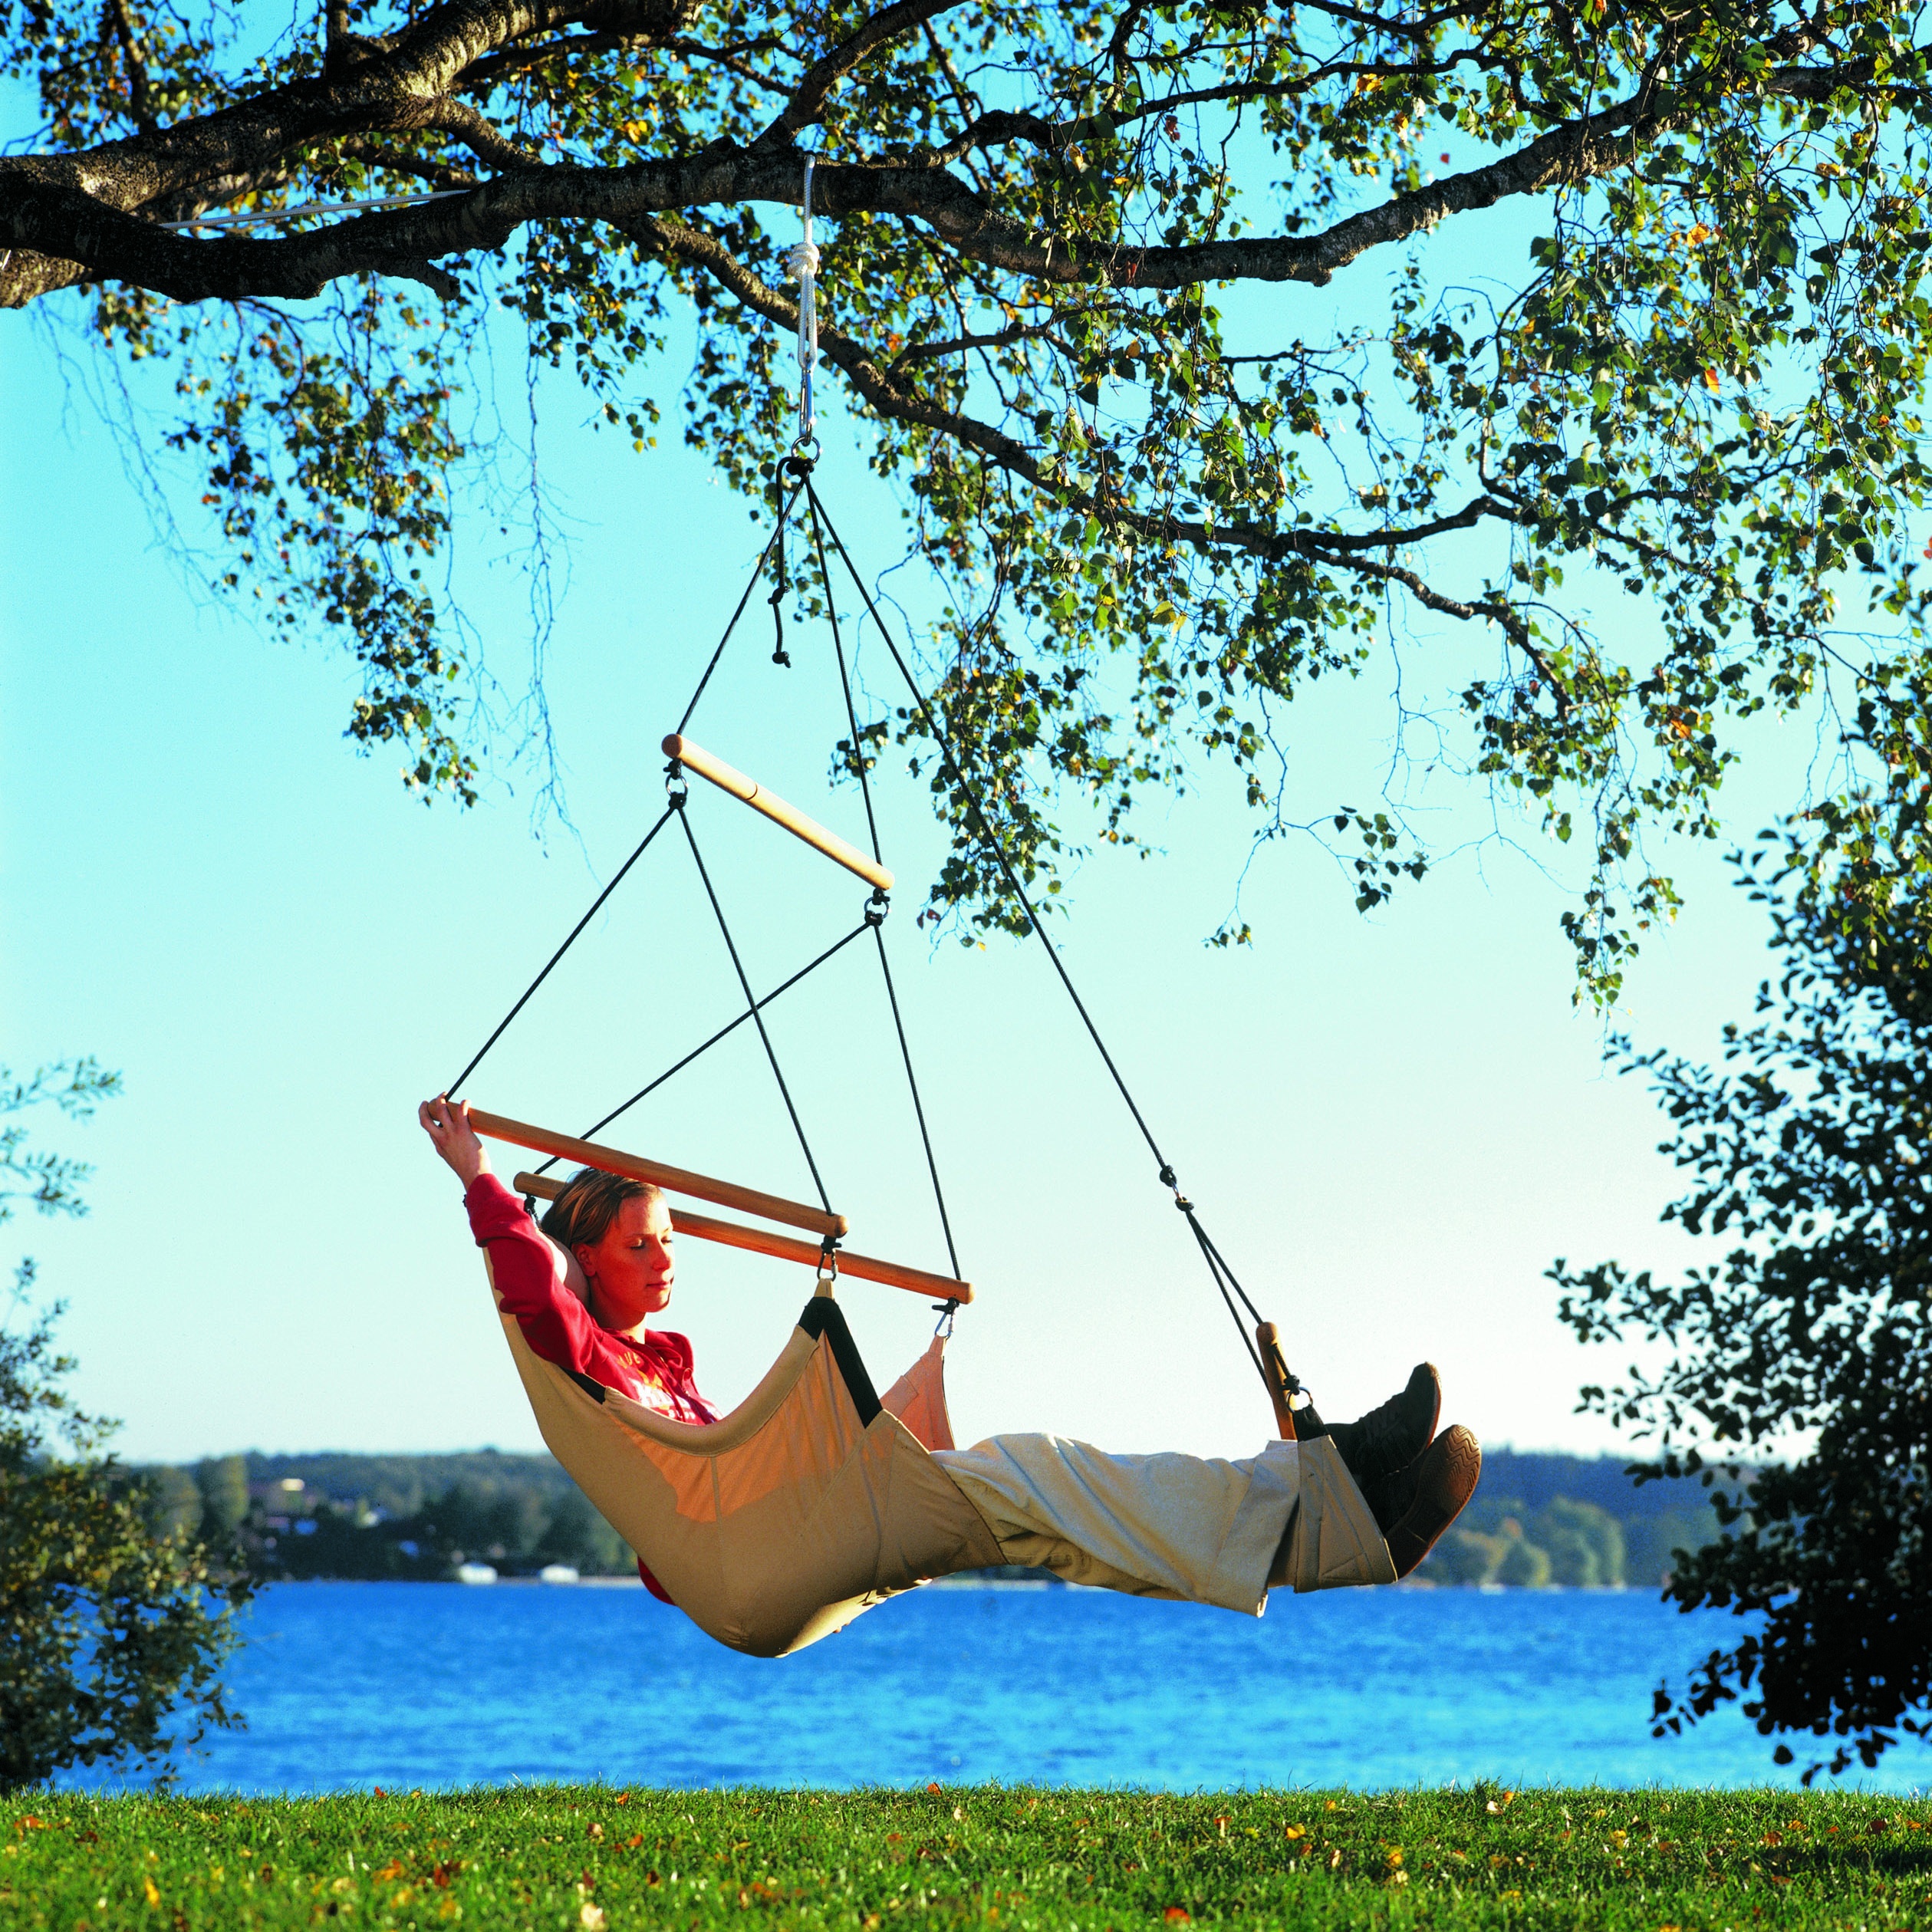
(420, 1094, 1480, 1614)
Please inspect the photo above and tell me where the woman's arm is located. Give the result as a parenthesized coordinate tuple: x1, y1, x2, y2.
(420, 1094, 491, 1187)
(420, 1095, 620, 1384)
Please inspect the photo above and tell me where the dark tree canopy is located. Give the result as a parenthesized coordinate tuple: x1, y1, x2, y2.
(12, 0, 1932, 993)
(1553, 844, 1932, 1780)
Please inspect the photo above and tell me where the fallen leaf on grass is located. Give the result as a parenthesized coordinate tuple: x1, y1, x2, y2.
(579, 1907, 605, 1930)
(1163, 1908, 1190, 1924)
(143, 1878, 160, 1907)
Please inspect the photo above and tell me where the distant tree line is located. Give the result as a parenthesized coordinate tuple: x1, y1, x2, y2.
(1420, 1450, 1725, 1590)
(138, 1452, 633, 1581)
(133, 1446, 1724, 1591)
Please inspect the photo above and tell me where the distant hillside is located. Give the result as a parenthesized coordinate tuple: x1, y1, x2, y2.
(242, 1450, 574, 1518)
(1476, 1448, 1733, 1518)
(1430, 1448, 1734, 1589)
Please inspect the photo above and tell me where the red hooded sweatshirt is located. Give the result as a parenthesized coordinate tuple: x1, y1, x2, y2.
(465, 1171, 716, 1600)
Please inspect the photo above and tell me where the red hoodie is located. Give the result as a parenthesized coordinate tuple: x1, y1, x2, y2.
(465, 1170, 716, 1600)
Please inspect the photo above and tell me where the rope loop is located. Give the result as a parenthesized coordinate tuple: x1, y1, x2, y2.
(664, 757, 688, 808)
(864, 888, 889, 928)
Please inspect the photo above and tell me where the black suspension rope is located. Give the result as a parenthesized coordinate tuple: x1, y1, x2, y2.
(443, 804, 677, 1099)
(807, 480, 1283, 1391)
(806, 481, 1176, 1182)
(676, 805, 834, 1213)
(868, 918, 963, 1282)
(804, 485, 963, 1283)
(448, 471, 810, 1101)
(528, 919, 873, 1178)
(805, 491, 885, 866)
(677, 470, 810, 736)
(1184, 1213, 1269, 1385)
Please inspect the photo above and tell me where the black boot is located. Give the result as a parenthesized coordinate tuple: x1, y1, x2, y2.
(1384, 1425, 1482, 1577)
(1325, 1363, 1440, 1488)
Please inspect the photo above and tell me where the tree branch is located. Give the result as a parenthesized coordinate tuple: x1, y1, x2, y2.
(104, 0, 158, 135)
(758, 0, 973, 146)
(625, 206, 1531, 654)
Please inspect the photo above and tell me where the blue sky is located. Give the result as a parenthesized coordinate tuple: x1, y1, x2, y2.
(2, 242, 1821, 1471)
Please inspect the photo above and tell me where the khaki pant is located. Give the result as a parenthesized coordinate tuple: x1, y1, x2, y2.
(933, 1430, 1395, 1615)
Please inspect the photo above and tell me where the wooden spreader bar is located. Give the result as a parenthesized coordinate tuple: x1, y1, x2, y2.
(512, 1171, 973, 1304)
(467, 1108, 847, 1239)
(663, 732, 894, 894)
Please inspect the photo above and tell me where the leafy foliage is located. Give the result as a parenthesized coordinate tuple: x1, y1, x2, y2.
(1552, 847, 1932, 1779)
(0, 1061, 253, 1794)
(15, 2, 1932, 992)
(0, 1061, 122, 1223)
(0, 1294, 258, 1794)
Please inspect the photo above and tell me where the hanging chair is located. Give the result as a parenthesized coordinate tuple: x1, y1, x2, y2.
(439, 164, 1354, 1655)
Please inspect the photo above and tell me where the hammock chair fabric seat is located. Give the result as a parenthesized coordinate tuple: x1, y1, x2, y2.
(493, 1262, 1002, 1657)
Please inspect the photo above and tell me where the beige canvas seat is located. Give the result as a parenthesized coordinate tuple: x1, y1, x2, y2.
(492, 1259, 1002, 1657)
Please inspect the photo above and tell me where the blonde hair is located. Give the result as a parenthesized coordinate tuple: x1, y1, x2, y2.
(538, 1167, 666, 1253)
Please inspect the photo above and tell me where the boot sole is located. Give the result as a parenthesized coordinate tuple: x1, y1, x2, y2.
(1386, 1423, 1481, 1579)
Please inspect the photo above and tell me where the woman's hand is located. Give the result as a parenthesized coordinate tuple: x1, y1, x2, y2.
(420, 1095, 491, 1189)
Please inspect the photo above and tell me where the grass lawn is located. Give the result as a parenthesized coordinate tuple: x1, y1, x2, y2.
(4, 1784, 1927, 1931)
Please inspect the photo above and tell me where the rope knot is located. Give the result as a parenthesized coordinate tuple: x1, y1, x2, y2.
(864, 890, 889, 928)
(1158, 1164, 1177, 1188)
(785, 239, 821, 282)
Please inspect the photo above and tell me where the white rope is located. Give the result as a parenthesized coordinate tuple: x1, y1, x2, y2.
(158, 189, 469, 233)
(785, 155, 818, 447)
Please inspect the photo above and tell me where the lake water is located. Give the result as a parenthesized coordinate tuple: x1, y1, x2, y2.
(73, 1581, 1929, 1796)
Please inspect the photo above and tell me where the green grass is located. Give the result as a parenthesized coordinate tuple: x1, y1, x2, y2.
(4, 1785, 1927, 1931)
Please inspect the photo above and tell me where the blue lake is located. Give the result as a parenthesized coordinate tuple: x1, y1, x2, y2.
(78, 1581, 1930, 1796)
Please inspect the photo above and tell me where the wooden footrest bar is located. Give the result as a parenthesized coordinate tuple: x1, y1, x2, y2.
(467, 1107, 847, 1239)
(512, 1171, 972, 1304)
